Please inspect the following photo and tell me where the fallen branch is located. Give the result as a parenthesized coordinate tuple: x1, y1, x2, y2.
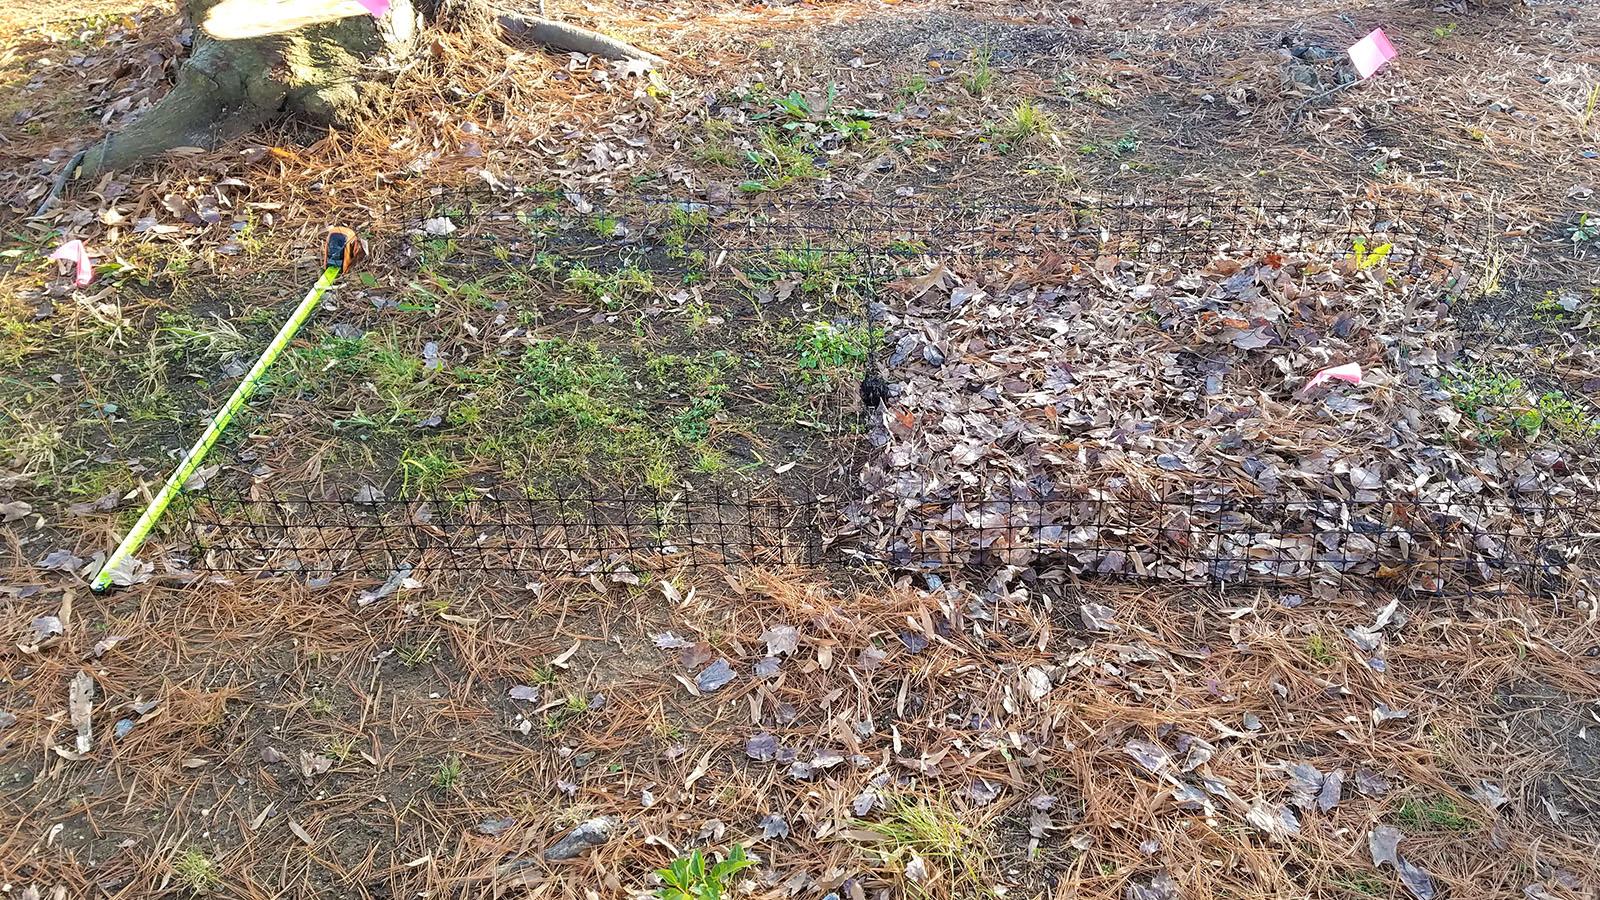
(496, 13, 663, 68)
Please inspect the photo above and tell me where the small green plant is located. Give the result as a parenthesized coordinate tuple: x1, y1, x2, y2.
(862, 794, 986, 895)
(325, 734, 359, 762)
(1579, 83, 1598, 130)
(591, 214, 621, 238)
(1569, 212, 1598, 245)
(400, 447, 465, 496)
(776, 90, 812, 119)
(434, 753, 465, 789)
(1531, 291, 1576, 323)
(996, 100, 1054, 146)
(1443, 368, 1538, 442)
(1306, 633, 1337, 665)
(963, 46, 995, 96)
(898, 74, 930, 101)
(1395, 794, 1475, 832)
(1431, 22, 1457, 40)
(795, 321, 872, 382)
(171, 849, 220, 893)
(654, 845, 758, 900)
(1535, 391, 1600, 441)
(566, 263, 655, 307)
(741, 127, 819, 192)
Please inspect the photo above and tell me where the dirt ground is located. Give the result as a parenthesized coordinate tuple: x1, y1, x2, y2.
(3, 0, 1600, 898)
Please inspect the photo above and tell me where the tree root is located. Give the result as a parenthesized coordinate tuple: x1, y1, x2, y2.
(496, 13, 664, 68)
(33, 149, 88, 218)
(34, 4, 662, 210)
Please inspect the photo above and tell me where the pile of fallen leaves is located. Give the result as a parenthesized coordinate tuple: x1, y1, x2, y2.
(842, 252, 1600, 597)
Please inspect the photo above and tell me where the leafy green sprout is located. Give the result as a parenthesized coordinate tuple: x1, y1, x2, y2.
(795, 321, 875, 382)
(434, 753, 465, 789)
(654, 845, 758, 900)
(1352, 238, 1394, 270)
(1570, 212, 1598, 245)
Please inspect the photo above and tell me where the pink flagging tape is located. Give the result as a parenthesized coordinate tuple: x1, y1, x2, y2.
(50, 239, 93, 287)
(1348, 28, 1397, 79)
(1306, 362, 1364, 391)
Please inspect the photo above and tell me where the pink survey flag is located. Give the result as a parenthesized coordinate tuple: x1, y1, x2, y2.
(49, 239, 93, 287)
(1305, 362, 1364, 391)
(1348, 29, 1397, 80)
(356, 0, 389, 15)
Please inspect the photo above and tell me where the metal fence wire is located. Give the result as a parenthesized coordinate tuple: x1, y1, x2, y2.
(402, 187, 1459, 272)
(184, 491, 1597, 601)
(162, 187, 1591, 599)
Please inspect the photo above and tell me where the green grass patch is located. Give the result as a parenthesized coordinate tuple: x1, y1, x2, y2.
(962, 46, 995, 96)
(858, 794, 987, 897)
(794, 320, 875, 383)
(1395, 794, 1476, 832)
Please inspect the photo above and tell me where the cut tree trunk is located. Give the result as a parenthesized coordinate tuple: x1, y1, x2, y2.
(73, 0, 422, 182)
(38, 0, 661, 213)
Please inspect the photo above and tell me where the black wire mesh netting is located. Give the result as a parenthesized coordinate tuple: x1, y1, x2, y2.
(184, 491, 1598, 601)
(159, 186, 1594, 600)
(403, 187, 1460, 271)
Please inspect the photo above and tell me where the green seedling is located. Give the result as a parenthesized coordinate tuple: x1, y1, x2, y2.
(654, 845, 758, 900)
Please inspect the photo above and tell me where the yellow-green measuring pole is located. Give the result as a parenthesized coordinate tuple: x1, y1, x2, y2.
(91, 259, 345, 591)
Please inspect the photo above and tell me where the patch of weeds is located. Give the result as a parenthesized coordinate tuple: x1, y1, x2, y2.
(543, 693, 591, 736)
(1395, 794, 1476, 832)
(1535, 391, 1600, 442)
(766, 248, 867, 298)
(433, 753, 465, 789)
(993, 100, 1054, 149)
(1531, 291, 1577, 323)
(662, 205, 711, 254)
(1443, 368, 1539, 442)
(590, 214, 621, 238)
(962, 46, 995, 96)
(566, 263, 655, 307)
(396, 635, 439, 667)
(861, 794, 986, 896)
(400, 447, 466, 496)
(740, 127, 819, 192)
(1305, 633, 1337, 666)
(693, 118, 738, 167)
(655, 845, 757, 900)
(306, 692, 335, 716)
(418, 237, 457, 271)
(1431, 22, 1457, 40)
(795, 321, 874, 383)
(1110, 129, 1139, 155)
(171, 849, 220, 893)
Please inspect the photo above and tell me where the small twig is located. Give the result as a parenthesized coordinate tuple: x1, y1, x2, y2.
(33, 148, 88, 218)
(1287, 79, 1361, 125)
